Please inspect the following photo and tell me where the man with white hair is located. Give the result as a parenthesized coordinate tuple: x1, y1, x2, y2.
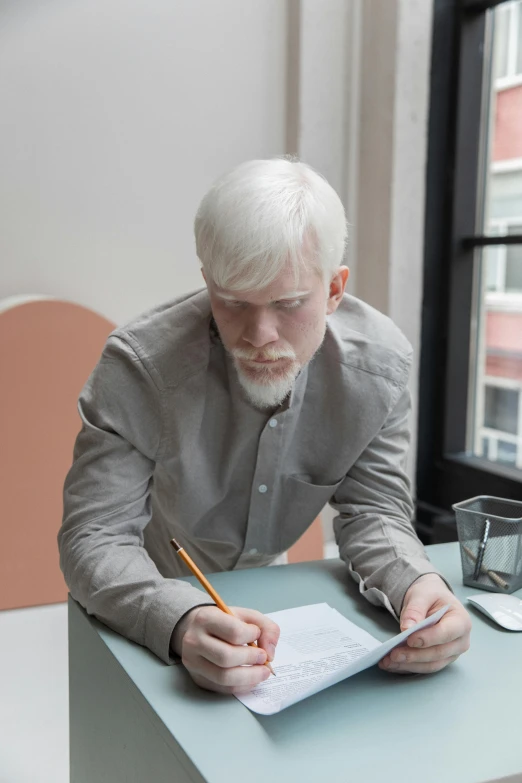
(59, 158, 471, 695)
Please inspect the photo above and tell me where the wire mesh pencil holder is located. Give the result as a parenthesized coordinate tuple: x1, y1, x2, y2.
(452, 496, 522, 594)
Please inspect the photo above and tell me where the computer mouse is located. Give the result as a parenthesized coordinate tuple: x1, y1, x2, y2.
(467, 593, 522, 631)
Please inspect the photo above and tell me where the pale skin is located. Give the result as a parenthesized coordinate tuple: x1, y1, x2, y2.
(171, 264, 472, 693)
(379, 573, 471, 674)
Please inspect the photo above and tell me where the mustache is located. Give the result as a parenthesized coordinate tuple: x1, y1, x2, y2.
(232, 347, 297, 362)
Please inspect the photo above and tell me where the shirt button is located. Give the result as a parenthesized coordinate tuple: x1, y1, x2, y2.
(258, 484, 268, 494)
(269, 418, 278, 428)
(249, 548, 258, 555)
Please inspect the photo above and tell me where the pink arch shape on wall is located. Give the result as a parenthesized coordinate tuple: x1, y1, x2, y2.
(0, 297, 115, 610)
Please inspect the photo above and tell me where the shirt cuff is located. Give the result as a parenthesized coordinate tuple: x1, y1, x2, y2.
(346, 556, 452, 622)
(381, 556, 453, 618)
(143, 580, 215, 664)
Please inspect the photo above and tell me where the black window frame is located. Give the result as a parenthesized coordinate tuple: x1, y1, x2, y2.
(416, 0, 522, 539)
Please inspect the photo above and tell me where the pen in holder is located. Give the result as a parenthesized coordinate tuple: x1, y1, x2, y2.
(453, 496, 522, 594)
(472, 518, 490, 581)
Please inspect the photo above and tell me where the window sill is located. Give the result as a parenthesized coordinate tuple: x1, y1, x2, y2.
(444, 452, 522, 484)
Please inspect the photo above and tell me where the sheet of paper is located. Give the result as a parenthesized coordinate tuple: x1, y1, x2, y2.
(236, 603, 449, 715)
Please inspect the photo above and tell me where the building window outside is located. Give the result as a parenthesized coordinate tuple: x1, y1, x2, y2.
(479, 379, 522, 469)
(494, 0, 522, 86)
(471, 3, 522, 476)
(485, 219, 522, 293)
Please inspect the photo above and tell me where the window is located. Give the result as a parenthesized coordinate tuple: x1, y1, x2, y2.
(494, 1, 522, 86)
(484, 384, 519, 433)
(485, 221, 522, 292)
(478, 380, 522, 469)
(417, 0, 522, 541)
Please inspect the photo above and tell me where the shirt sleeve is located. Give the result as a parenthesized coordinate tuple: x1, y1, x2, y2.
(330, 383, 451, 619)
(59, 334, 211, 664)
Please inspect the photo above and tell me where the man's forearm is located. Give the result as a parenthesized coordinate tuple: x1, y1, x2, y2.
(334, 511, 447, 618)
(60, 527, 212, 663)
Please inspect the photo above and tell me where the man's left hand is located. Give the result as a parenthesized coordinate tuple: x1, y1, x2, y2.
(378, 573, 471, 674)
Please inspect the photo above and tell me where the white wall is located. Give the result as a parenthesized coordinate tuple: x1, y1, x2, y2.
(0, 0, 433, 514)
(356, 0, 434, 483)
(0, 0, 286, 325)
(389, 0, 434, 481)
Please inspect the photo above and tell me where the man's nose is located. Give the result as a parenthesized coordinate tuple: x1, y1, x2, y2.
(242, 308, 279, 348)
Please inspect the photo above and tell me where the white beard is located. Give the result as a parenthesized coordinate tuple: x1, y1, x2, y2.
(233, 360, 300, 409)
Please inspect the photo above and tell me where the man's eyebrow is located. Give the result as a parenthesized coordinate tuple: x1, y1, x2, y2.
(276, 290, 311, 299)
(214, 291, 242, 301)
(215, 290, 311, 301)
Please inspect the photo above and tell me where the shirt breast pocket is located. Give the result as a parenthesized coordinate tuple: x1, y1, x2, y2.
(278, 474, 345, 553)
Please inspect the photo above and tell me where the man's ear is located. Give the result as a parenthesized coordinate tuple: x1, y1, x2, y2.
(326, 267, 349, 315)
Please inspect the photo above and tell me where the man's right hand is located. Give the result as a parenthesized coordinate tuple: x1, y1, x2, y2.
(170, 605, 280, 694)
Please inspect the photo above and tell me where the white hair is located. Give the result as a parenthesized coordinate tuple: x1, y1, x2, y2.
(194, 158, 348, 292)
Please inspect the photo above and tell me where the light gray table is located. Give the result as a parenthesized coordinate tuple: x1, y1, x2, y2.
(69, 543, 522, 783)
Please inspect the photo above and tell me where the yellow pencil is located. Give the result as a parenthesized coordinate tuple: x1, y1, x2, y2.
(170, 537, 276, 676)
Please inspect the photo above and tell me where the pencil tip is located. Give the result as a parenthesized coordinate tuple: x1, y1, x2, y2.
(170, 538, 182, 552)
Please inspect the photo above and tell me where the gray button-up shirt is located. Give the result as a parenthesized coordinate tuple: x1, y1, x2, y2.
(59, 289, 443, 664)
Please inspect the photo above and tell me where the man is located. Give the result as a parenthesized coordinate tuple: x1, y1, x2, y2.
(59, 158, 471, 696)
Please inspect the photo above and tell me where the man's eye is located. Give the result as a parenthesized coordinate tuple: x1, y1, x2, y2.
(277, 299, 303, 309)
(224, 300, 247, 309)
